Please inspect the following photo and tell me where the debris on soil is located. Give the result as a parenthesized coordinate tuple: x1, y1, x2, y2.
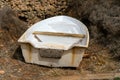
(0, 0, 71, 25)
(0, 57, 79, 79)
(0, 0, 119, 57)
(0, 0, 120, 80)
(0, 6, 28, 57)
(69, 0, 120, 57)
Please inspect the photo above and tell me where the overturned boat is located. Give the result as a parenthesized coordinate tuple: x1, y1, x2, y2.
(18, 16, 89, 67)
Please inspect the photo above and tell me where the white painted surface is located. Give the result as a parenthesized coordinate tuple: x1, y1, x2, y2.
(18, 16, 89, 67)
(18, 16, 89, 50)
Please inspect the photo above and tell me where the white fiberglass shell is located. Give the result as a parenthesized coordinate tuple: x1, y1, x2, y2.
(18, 16, 89, 50)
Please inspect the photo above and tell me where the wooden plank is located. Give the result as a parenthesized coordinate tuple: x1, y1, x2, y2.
(33, 31, 85, 38)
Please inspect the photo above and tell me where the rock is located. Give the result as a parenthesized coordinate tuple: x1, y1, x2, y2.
(0, 70, 5, 74)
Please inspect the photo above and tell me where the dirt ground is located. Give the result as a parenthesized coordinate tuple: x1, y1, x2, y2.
(0, 42, 120, 80)
(0, 0, 120, 80)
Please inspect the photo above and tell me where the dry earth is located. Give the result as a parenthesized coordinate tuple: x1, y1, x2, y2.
(0, 0, 120, 80)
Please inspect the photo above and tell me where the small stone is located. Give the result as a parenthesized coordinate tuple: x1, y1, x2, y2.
(0, 70, 5, 74)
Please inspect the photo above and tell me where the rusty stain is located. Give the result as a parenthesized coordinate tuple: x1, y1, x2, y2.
(71, 47, 76, 65)
(28, 44, 32, 62)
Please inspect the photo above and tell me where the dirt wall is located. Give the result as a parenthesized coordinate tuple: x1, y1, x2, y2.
(0, 0, 120, 57)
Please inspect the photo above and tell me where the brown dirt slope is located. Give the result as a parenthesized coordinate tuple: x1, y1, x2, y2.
(0, 0, 119, 57)
(68, 0, 120, 57)
(0, 0, 120, 80)
(0, 6, 27, 57)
